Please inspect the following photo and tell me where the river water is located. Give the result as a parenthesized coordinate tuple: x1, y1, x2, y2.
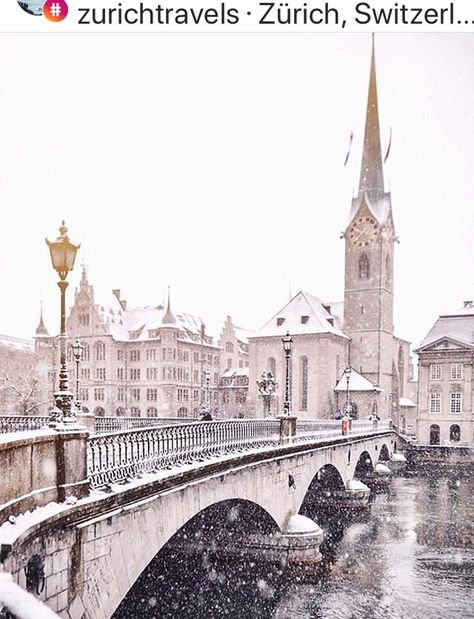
(114, 473, 474, 619)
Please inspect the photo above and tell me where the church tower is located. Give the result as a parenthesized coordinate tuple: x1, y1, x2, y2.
(343, 38, 395, 407)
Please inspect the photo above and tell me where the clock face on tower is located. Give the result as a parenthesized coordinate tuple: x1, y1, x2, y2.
(349, 216, 378, 247)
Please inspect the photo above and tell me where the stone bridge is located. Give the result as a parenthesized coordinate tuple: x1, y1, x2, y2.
(0, 417, 397, 618)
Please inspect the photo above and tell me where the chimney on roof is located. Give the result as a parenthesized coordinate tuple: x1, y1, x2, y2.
(464, 300, 473, 308)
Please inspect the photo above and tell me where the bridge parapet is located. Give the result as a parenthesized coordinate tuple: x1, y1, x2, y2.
(0, 426, 89, 524)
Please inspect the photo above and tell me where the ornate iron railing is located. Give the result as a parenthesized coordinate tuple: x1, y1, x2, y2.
(0, 416, 50, 433)
(88, 419, 281, 488)
(297, 418, 390, 440)
(94, 416, 195, 434)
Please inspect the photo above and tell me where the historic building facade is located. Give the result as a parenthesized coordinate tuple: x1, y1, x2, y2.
(34, 268, 250, 418)
(248, 40, 413, 420)
(415, 301, 474, 447)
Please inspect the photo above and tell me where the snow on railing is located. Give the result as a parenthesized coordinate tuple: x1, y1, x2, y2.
(88, 419, 282, 488)
(94, 416, 195, 434)
(0, 416, 50, 434)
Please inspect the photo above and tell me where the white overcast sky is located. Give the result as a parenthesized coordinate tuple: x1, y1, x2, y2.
(0, 33, 473, 347)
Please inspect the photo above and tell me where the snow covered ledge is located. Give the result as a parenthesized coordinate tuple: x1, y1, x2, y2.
(0, 572, 59, 618)
(0, 426, 89, 526)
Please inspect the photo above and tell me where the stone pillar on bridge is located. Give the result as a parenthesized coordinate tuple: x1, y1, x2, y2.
(76, 411, 95, 435)
(55, 425, 90, 502)
(279, 415, 297, 444)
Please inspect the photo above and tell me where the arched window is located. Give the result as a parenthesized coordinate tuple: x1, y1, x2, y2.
(359, 253, 370, 280)
(94, 406, 105, 417)
(300, 356, 308, 411)
(177, 407, 188, 418)
(268, 357, 276, 380)
(450, 424, 460, 443)
(130, 406, 140, 416)
(429, 424, 440, 445)
(116, 407, 126, 416)
(95, 341, 105, 361)
(82, 406, 89, 414)
(147, 407, 158, 417)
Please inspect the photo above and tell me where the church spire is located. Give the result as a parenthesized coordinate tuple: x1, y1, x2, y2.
(162, 286, 176, 325)
(35, 302, 49, 336)
(359, 35, 384, 203)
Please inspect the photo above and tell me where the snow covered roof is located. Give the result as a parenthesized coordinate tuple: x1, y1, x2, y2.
(334, 367, 380, 392)
(251, 291, 348, 339)
(346, 193, 392, 231)
(416, 304, 474, 350)
(400, 397, 416, 408)
(0, 334, 34, 352)
(221, 368, 249, 378)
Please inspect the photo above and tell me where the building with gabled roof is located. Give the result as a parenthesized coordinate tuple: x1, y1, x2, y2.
(36, 266, 251, 418)
(414, 300, 474, 446)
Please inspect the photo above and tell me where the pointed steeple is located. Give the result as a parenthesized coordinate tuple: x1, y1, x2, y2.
(35, 302, 49, 336)
(162, 286, 176, 325)
(359, 35, 384, 203)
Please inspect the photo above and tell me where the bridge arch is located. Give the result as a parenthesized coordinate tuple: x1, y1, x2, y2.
(379, 443, 390, 462)
(2, 433, 395, 619)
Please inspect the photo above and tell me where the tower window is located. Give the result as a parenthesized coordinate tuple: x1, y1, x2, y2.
(359, 253, 370, 279)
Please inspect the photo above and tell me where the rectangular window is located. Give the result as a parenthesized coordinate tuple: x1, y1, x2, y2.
(79, 388, 89, 401)
(429, 393, 440, 413)
(147, 388, 158, 401)
(96, 367, 106, 380)
(117, 387, 124, 402)
(450, 392, 461, 414)
(146, 349, 157, 361)
(117, 350, 124, 361)
(194, 352, 199, 363)
(130, 368, 141, 381)
(193, 389, 199, 403)
(450, 363, 463, 380)
(146, 367, 158, 380)
(430, 364, 442, 380)
(94, 388, 105, 401)
(117, 368, 124, 380)
(130, 349, 140, 362)
(131, 388, 140, 402)
(81, 368, 90, 380)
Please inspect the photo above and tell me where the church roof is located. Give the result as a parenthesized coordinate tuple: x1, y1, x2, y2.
(35, 306, 49, 336)
(345, 37, 392, 229)
(251, 291, 348, 339)
(334, 367, 380, 392)
(416, 303, 474, 351)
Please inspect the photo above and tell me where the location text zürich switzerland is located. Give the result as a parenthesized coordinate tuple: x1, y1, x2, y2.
(77, 2, 464, 26)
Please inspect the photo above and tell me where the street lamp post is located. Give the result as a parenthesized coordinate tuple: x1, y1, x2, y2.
(46, 221, 80, 425)
(204, 368, 211, 409)
(282, 331, 293, 416)
(372, 384, 378, 417)
(71, 339, 84, 411)
(344, 366, 352, 416)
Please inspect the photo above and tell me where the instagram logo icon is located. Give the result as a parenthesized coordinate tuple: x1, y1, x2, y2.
(43, 0, 68, 21)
